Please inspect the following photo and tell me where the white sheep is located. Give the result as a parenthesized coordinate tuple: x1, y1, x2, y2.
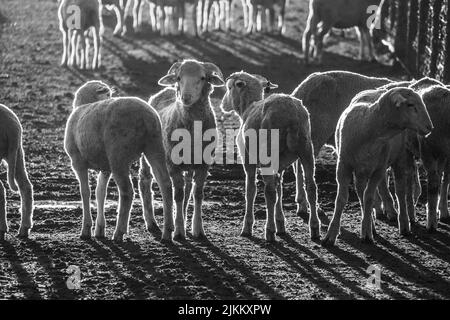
(58, 0, 103, 70)
(64, 80, 174, 241)
(101, 0, 129, 36)
(302, 0, 382, 64)
(142, 59, 224, 240)
(322, 87, 433, 246)
(245, 0, 287, 34)
(291, 71, 392, 216)
(0, 104, 34, 240)
(220, 71, 320, 242)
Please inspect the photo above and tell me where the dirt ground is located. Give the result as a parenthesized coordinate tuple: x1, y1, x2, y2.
(0, 0, 449, 300)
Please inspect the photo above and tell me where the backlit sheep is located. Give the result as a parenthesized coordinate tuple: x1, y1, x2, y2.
(322, 87, 433, 246)
(291, 71, 391, 216)
(143, 59, 224, 240)
(220, 71, 320, 241)
(64, 80, 174, 241)
(302, 0, 382, 64)
(0, 104, 34, 240)
(102, 0, 129, 36)
(58, 0, 103, 70)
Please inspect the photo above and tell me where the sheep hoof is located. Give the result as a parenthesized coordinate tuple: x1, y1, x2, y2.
(94, 228, 106, 239)
(310, 227, 321, 241)
(400, 229, 412, 237)
(0, 231, 6, 241)
(147, 223, 161, 233)
(79, 234, 91, 240)
(17, 227, 30, 239)
(321, 236, 335, 247)
(80, 228, 92, 240)
(361, 236, 374, 244)
(265, 230, 276, 242)
(173, 232, 186, 242)
(296, 206, 308, 218)
(192, 232, 208, 241)
(440, 216, 450, 224)
(240, 230, 253, 238)
(112, 232, 124, 242)
(275, 219, 286, 234)
(160, 236, 173, 244)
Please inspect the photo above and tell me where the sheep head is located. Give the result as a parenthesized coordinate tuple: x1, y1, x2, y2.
(73, 80, 113, 108)
(158, 60, 224, 107)
(220, 71, 278, 116)
(381, 87, 433, 136)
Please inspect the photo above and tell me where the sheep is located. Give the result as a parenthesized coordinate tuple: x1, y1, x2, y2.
(131, 0, 159, 33)
(322, 87, 433, 246)
(58, 0, 103, 70)
(101, 0, 129, 36)
(302, 0, 382, 64)
(0, 104, 34, 240)
(142, 60, 225, 240)
(415, 85, 450, 231)
(153, 0, 185, 35)
(64, 80, 174, 241)
(245, 0, 287, 35)
(291, 71, 392, 217)
(220, 71, 320, 242)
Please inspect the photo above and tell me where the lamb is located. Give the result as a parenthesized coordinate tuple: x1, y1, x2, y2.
(0, 104, 34, 240)
(291, 71, 392, 216)
(58, 0, 103, 70)
(220, 71, 320, 242)
(302, 0, 382, 64)
(64, 80, 174, 241)
(245, 0, 287, 35)
(101, 0, 129, 36)
(142, 59, 224, 240)
(322, 87, 433, 246)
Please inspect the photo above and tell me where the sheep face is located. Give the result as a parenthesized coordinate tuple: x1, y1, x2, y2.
(158, 60, 224, 107)
(382, 88, 433, 136)
(220, 72, 278, 115)
(73, 80, 113, 108)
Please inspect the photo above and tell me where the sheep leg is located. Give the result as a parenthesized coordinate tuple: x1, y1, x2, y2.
(225, 0, 231, 31)
(361, 169, 384, 243)
(256, 7, 261, 32)
(293, 160, 308, 216)
(278, 0, 286, 35)
(0, 181, 7, 240)
(92, 26, 102, 70)
(192, 2, 199, 36)
(149, 2, 157, 32)
(172, 170, 186, 241)
(322, 163, 352, 246)
(241, 0, 248, 30)
(94, 171, 111, 238)
(145, 152, 174, 242)
(241, 164, 257, 237)
(261, 174, 278, 242)
(179, 3, 185, 34)
(73, 165, 92, 239)
(424, 162, 440, 233)
(302, 153, 320, 240)
(192, 169, 208, 239)
(112, 5, 123, 35)
(77, 33, 86, 70)
(275, 173, 285, 235)
(377, 173, 397, 221)
(373, 190, 383, 219)
(183, 170, 193, 218)
(302, 13, 317, 64)
(133, 0, 142, 32)
(246, 4, 255, 34)
(69, 30, 78, 67)
(84, 36, 90, 70)
(314, 23, 331, 64)
(393, 166, 411, 236)
(406, 165, 420, 224)
(15, 149, 33, 239)
(61, 29, 69, 66)
(138, 158, 159, 233)
(112, 172, 134, 242)
(438, 169, 450, 222)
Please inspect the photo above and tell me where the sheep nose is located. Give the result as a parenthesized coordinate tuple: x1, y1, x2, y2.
(182, 94, 192, 105)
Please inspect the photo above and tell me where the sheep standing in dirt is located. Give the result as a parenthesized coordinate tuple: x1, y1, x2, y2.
(0, 104, 34, 240)
(58, 0, 103, 70)
(220, 72, 320, 241)
(302, 0, 382, 64)
(322, 87, 433, 246)
(65, 81, 174, 241)
(291, 71, 391, 216)
(102, 0, 129, 36)
(143, 60, 224, 240)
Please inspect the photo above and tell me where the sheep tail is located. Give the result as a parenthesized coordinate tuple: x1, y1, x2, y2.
(6, 132, 19, 192)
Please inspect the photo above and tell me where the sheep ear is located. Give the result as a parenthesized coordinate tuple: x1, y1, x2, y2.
(267, 81, 278, 89)
(208, 73, 225, 87)
(391, 92, 407, 107)
(158, 74, 178, 86)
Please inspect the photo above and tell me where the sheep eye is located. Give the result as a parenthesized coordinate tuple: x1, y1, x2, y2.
(177, 76, 181, 81)
(201, 76, 206, 81)
(236, 82, 245, 88)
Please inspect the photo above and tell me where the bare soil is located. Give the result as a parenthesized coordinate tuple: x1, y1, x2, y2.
(0, 0, 449, 300)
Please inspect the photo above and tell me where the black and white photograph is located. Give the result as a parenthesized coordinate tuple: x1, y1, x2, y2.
(0, 0, 450, 305)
